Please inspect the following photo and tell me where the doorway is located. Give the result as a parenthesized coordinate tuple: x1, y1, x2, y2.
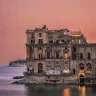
(79, 74, 85, 84)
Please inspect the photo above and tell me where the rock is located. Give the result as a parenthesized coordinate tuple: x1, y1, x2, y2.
(13, 76, 24, 79)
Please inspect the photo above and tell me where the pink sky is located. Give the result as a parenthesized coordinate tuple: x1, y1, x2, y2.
(0, 0, 96, 65)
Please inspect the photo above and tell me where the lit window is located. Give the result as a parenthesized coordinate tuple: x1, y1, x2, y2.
(72, 40, 74, 44)
(79, 63, 84, 70)
(87, 63, 92, 74)
(78, 40, 81, 44)
(64, 53, 68, 59)
(38, 53, 43, 58)
(87, 70, 91, 74)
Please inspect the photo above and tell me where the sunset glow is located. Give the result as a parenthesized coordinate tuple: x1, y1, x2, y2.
(0, 0, 96, 65)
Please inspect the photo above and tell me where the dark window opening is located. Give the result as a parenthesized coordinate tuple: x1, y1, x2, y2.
(56, 40, 59, 44)
(38, 63, 43, 73)
(65, 47, 68, 50)
(72, 47, 76, 52)
(38, 33, 42, 37)
(72, 53, 77, 59)
(87, 63, 92, 69)
(47, 52, 50, 58)
(80, 53, 83, 59)
(38, 39, 43, 44)
(31, 33, 34, 39)
(29, 47, 32, 58)
(73, 69, 75, 74)
(48, 76, 50, 79)
(31, 40, 35, 44)
(88, 53, 91, 60)
(56, 52, 59, 58)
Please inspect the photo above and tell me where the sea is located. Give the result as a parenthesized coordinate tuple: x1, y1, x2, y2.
(0, 66, 96, 96)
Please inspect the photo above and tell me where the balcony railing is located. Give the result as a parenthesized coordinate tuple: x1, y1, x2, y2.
(25, 43, 69, 46)
(26, 57, 71, 60)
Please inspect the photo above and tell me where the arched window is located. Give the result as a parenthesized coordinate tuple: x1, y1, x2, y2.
(87, 63, 92, 74)
(37, 48, 43, 59)
(38, 33, 42, 37)
(87, 63, 92, 69)
(79, 63, 84, 70)
(87, 52, 91, 59)
(80, 53, 83, 59)
(38, 63, 43, 73)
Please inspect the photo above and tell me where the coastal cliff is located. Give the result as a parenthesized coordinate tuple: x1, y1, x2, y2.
(8, 59, 27, 67)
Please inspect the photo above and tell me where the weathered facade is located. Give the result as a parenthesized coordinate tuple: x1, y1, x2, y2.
(25, 25, 96, 84)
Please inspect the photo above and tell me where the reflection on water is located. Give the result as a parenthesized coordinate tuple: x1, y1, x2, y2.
(63, 88, 70, 96)
(25, 85, 96, 96)
(78, 86, 86, 96)
(0, 67, 96, 96)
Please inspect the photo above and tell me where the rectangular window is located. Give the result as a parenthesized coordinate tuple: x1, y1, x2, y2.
(80, 53, 83, 59)
(88, 53, 91, 60)
(47, 52, 50, 58)
(31, 40, 35, 44)
(56, 52, 59, 58)
(38, 39, 43, 44)
(31, 33, 34, 39)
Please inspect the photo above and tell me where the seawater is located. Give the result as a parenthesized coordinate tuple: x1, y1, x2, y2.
(0, 66, 96, 96)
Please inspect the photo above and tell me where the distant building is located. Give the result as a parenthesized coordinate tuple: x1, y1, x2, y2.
(24, 25, 96, 84)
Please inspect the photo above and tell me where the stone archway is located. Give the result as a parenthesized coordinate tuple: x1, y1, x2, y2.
(38, 63, 43, 73)
(78, 73, 85, 84)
